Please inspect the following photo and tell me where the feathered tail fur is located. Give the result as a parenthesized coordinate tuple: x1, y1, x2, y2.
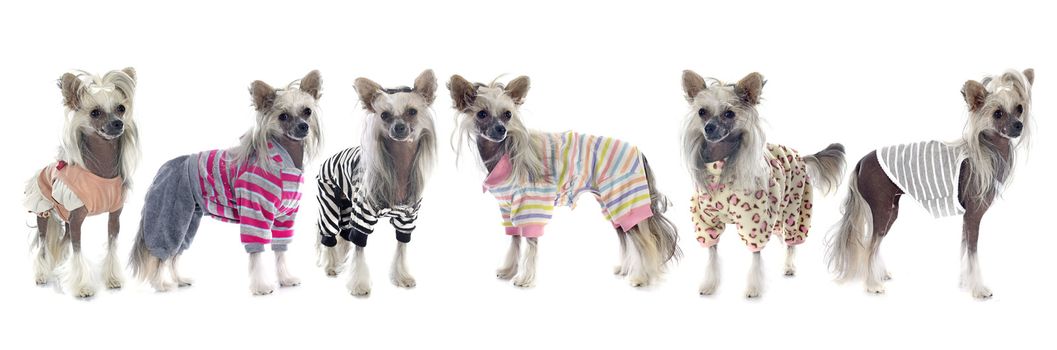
(825, 169, 871, 281)
(802, 143, 846, 195)
(625, 156, 681, 283)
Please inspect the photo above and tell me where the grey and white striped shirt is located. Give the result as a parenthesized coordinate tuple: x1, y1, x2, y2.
(877, 140, 967, 218)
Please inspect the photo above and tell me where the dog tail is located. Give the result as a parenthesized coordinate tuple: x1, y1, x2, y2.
(825, 167, 870, 282)
(803, 143, 846, 195)
(317, 232, 351, 277)
(627, 156, 681, 279)
(128, 220, 151, 282)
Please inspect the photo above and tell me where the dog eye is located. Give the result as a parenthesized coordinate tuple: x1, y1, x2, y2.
(723, 110, 735, 119)
(116, 105, 126, 113)
(1016, 104, 1023, 114)
(502, 111, 512, 119)
(90, 109, 101, 118)
(381, 111, 392, 120)
(992, 109, 1003, 119)
(407, 108, 417, 116)
(476, 110, 488, 119)
(303, 108, 312, 117)
(279, 113, 290, 121)
(697, 108, 707, 117)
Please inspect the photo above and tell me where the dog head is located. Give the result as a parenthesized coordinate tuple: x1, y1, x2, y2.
(249, 70, 322, 143)
(59, 68, 137, 141)
(682, 70, 764, 144)
(355, 69, 437, 143)
(963, 68, 1033, 140)
(449, 74, 530, 144)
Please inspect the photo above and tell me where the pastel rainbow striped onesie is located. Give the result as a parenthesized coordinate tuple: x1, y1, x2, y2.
(482, 131, 653, 237)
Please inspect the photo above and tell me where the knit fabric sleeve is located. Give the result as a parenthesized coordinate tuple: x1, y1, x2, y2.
(234, 164, 282, 253)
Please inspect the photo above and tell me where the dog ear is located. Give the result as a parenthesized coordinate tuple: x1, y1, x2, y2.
(735, 72, 765, 105)
(249, 80, 277, 112)
(682, 70, 706, 102)
(1023, 68, 1034, 86)
(448, 75, 477, 111)
(961, 80, 988, 112)
(121, 67, 137, 82)
(505, 76, 531, 105)
(58, 73, 82, 110)
(300, 70, 322, 100)
(353, 77, 384, 113)
(413, 69, 437, 105)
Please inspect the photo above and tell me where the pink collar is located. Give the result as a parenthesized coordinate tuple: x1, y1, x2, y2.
(482, 154, 513, 192)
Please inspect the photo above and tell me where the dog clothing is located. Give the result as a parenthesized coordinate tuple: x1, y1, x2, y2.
(26, 161, 124, 221)
(482, 131, 654, 237)
(877, 140, 966, 218)
(316, 147, 420, 248)
(691, 144, 813, 252)
(138, 141, 303, 259)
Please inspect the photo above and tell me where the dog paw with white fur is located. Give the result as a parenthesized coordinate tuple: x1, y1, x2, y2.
(105, 277, 123, 289)
(279, 276, 301, 287)
(391, 275, 416, 288)
(348, 282, 371, 296)
(496, 265, 518, 280)
(866, 283, 885, 294)
(972, 286, 993, 299)
(512, 274, 535, 288)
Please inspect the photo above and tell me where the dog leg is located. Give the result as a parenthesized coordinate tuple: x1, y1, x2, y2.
(171, 254, 193, 287)
(146, 256, 174, 292)
(347, 246, 371, 296)
(613, 230, 630, 277)
(102, 209, 123, 289)
(745, 251, 763, 298)
(390, 242, 416, 288)
(784, 245, 797, 277)
(275, 250, 300, 287)
(962, 203, 992, 299)
(32, 216, 50, 285)
(512, 237, 538, 288)
(699, 245, 720, 295)
(496, 235, 520, 280)
(63, 209, 96, 298)
(249, 252, 275, 295)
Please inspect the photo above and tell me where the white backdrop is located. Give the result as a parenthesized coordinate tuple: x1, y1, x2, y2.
(1, 1, 1052, 349)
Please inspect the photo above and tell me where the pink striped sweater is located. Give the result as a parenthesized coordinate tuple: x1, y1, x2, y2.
(192, 142, 303, 248)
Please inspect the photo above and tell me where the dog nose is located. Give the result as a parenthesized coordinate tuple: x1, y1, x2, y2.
(393, 123, 407, 133)
(494, 125, 507, 135)
(1013, 121, 1024, 131)
(703, 123, 716, 134)
(298, 123, 310, 132)
(111, 120, 124, 129)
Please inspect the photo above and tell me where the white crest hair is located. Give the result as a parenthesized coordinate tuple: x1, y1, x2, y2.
(231, 78, 322, 169)
(59, 69, 140, 194)
(956, 69, 1033, 198)
(360, 90, 437, 207)
(681, 78, 768, 192)
(452, 79, 545, 184)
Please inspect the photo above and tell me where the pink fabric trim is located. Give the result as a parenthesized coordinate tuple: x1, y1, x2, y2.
(614, 205, 653, 233)
(505, 227, 520, 236)
(482, 154, 513, 192)
(520, 225, 545, 238)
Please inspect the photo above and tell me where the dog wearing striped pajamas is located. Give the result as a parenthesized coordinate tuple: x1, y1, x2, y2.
(827, 69, 1034, 299)
(128, 71, 322, 295)
(316, 70, 437, 296)
(449, 74, 680, 288)
(681, 71, 845, 298)
(22, 68, 139, 298)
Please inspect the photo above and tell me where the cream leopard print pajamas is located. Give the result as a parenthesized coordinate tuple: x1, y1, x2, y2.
(691, 144, 813, 252)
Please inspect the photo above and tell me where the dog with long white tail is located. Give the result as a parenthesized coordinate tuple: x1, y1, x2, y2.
(23, 68, 139, 298)
(826, 69, 1034, 299)
(449, 74, 680, 288)
(681, 71, 845, 298)
(128, 71, 322, 295)
(316, 70, 437, 297)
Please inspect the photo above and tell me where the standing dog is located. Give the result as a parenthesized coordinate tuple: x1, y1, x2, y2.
(449, 74, 680, 288)
(24, 68, 139, 298)
(826, 69, 1034, 299)
(316, 70, 437, 296)
(681, 71, 845, 298)
(129, 71, 322, 295)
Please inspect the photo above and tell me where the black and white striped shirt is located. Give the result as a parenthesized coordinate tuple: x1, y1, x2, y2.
(316, 147, 420, 247)
(877, 140, 966, 218)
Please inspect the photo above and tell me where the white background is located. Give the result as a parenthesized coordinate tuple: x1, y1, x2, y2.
(1, 0, 1053, 348)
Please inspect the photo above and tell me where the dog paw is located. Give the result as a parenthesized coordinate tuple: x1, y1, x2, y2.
(176, 277, 194, 287)
(152, 281, 176, 293)
(391, 275, 416, 289)
(105, 278, 123, 289)
(613, 264, 629, 277)
(349, 284, 371, 297)
(883, 270, 893, 281)
(512, 275, 535, 288)
(866, 283, 886, 294)
(325, 268, 340, 277)
(34, 275, 49, 286)
(744, 287, 761, 299)
(75, 285, 97, 299)
(628, 275, 649, 288)
(496, 266, 518, 280)
(972, 286, 993, 299)
(251, 284, 276, 296)
(699, 281, 718, 296)
(784, 268, 796, 277)
(279, 276, 301, 287)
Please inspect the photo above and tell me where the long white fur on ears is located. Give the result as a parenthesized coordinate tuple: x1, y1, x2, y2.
(512, 238, 538, 288)
(61, 251, 96, 298)
(699, 245, 720, 296)
(390, 242, 416, 288)
(497, 235, 520, 280)
(276, 251, 300, 287)
(249, 252, 274, 295)
(348, 246, 371, 296)
(102, 242, 123, 289)
(745, 252, 763, 298)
